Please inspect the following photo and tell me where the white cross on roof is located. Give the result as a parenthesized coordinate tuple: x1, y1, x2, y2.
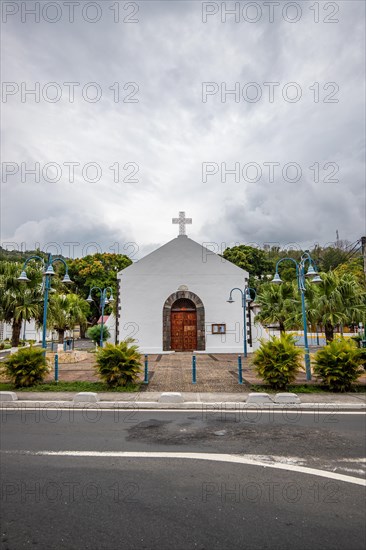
(172, 211, 192, 236)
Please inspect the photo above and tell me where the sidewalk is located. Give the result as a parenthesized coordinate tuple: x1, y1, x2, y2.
(1, 391, 366, 409)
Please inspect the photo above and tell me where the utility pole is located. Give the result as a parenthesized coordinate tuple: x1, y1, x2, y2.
(361, 236, 366, 342)
(362, 236, 366, 277)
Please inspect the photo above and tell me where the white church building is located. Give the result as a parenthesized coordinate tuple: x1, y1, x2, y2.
(116, 213, 261, 354)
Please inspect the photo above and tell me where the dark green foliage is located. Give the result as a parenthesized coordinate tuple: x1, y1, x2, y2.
(86, 324, 111, 344)
(313, 339, 365, 391)
(223, 245, 274, 282)
(66, 253, 132, 322)
(252, 333, 304, 390)
(2, 346, 50, 387)
(95, 339, 142, 387)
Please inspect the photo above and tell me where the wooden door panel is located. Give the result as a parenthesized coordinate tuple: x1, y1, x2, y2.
(171, 311, 197, 351)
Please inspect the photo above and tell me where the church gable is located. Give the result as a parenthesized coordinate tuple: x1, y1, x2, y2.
(118, 235, 248, 279)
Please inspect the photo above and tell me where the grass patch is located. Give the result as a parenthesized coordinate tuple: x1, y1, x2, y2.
(0, 381, 141, 392)
(249, 383, 366, 393)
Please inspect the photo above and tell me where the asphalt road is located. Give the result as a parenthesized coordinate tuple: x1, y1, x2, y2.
(1, 410, 365, 550)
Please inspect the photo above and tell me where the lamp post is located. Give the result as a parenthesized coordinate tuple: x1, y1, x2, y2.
(18, 254, 73, 349)
(271, 252, 322, 381)
(227, 286, 256, 358)
(86, 287, 114, 347)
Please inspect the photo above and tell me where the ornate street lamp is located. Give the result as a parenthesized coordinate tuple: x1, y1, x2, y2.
(86, 287, 114, 347)
(18, 254, 73, 349)
(227, 285, 256, 358)
(271, 252, 322, 380)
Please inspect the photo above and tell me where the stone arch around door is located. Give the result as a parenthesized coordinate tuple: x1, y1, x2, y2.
(163, 291, 205, 351)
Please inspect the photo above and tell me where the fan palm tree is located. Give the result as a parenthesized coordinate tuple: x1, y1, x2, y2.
(255, 282, 298, 333)
(48, 293, 89, 343)
(0, 261, 43, 347)
(305, 272, 366, 342)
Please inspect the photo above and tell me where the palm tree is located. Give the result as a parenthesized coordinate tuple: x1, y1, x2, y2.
(0, 261, 43, 347)
(255, 282, 298, 333)
(305, 272, 366, 342)
(48, 293, 89, 343)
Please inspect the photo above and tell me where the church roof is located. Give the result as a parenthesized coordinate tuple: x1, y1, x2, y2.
(118, 235, 248, 278)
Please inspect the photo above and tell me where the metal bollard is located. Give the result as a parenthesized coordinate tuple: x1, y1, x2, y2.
(192, 355, 196, 384)
(144, 354, 149, 384)
(238, 355, 243, 385)
(54, 353, 59, 383)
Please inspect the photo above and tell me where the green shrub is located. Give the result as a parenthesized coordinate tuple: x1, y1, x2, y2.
(1, 347, 50, 388)
(359, 349, 366, 371)
(252, 333, 304, 390)
(350, 334, 362, 346)
(313, 338, 365, 391)
(95, 339, 142, 387)
(87, 324, 111, 345)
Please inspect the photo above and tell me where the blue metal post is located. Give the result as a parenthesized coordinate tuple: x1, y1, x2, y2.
(100, 290, 105, 348)
(192, 355, 196, 384)
(238, 355, 243, 384)
(300, 288, 311, 380)
(41, 272, 50, 349)
(144, 354, 149, 384)
(54, 353, 59, 382)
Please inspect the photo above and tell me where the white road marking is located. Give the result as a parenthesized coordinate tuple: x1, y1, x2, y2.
(3, 407, 366, 415)
(337, 467, 365, 475)
(2, 450, 365, 487)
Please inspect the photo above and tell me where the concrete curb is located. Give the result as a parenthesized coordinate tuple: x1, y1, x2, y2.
(1, 400, 365, 410)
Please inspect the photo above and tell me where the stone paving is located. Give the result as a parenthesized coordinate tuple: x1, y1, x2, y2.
(45, 355, 99, 383)
(38, 351, 356, 392)
(143, 353, 314, 392)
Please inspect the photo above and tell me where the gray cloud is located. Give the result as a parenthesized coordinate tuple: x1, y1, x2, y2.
(1, 0, 365, 257)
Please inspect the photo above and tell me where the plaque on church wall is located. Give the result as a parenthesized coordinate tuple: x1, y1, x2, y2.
(212, 324, 226, 334)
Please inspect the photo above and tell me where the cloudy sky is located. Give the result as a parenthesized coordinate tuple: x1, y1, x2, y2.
(1, 0, 365, 259)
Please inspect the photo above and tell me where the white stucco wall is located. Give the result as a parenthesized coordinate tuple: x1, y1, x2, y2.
(0, 319, 51, 342)
(105, 314, 116, 344)
(117, 235, 261, 354)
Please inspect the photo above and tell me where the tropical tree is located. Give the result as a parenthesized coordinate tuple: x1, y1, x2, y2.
(254, 282, 298, 333)
(305, 272, 366, 342)
(223, 245, 274, 283)
(48, 293, 89, 343)
(335, 257, 365, 287)
(0, 261, 43, 347)
(66, 252, 132, 324)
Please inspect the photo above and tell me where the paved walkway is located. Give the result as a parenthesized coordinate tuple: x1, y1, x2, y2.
(144, 353, 311, 392)
(30, 352, 366, 392)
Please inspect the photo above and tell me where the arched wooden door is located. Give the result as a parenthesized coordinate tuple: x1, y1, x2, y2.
(170, 298, 197, 351)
